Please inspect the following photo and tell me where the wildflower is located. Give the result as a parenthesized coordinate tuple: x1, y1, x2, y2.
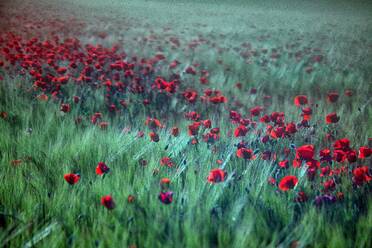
(278, 175, 298, 191)
(207, 168, 226, 183)
(101, 195, 115, 210)
(64, 173, 80, 185)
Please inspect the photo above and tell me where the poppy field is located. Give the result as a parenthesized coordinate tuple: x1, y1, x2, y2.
(0, 0, 371, 247)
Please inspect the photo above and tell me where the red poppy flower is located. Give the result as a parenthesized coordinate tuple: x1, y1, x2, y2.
(359, 146, 372, 159)
(296, 145, 314, 161)
(295, 191, 308, 202)
(236, 147, 255, 160)
(183, 90, 198, 103)
(270, 127, 285, 139)
(260, 115, 270, 123)
(160, 177, 171, 186)
(250, 106, 263, 116)
(346, 150, 357, 163)
(285, 122, 297, 135)
(96, 162, 110, 175)
(320, 166, 331, 177)
(352, 166, 371, 186)
(250, 88, 257, 94)
(320, 148, 332, 163)
(344, 89, 353, 97)
(60, 103, 71, 113)
(73, 96, 80, 103)
(185, 66, 196, 75)
(230, 111, 241, 122)
(234, 125, 248, 137)
(171, 127, 179, 137)
(188, 122, 200, 136)
(278, 160, 289, 168)
(207, 168, 226, 183)
(209, 95, 227, 104)
(333, 138, 350, 151)
(0, 111, 7, 119)
(127, 195, 136, 203)
(64, 173, 80, 185)
(278, 175, 298, 191)
(325, 112, 340, 124)
(91, 112, 102, 125)
(202, 119, 212, 128)
(99, 122, 109, 129)
(37, 94, 49, 102)
(160, 157, 173, 167)
(268, 177, 276, 185)
(301, 107, 312, 121)
(158, 191, 173, 204)
(145, 117, 162, 130)
(294, 95, 308, 107)
(149, 132, 159, 142)
(323, 179, 336, 192)
(101, 195, 115, 210)
(333, 149, 347, 162)
(327, 92, 339, 103)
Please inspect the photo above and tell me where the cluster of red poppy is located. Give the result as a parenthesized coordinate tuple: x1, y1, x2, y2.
(1, 12, 370, 210)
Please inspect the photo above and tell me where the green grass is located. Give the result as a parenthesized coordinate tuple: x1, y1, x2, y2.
(0, 0, 371, 247)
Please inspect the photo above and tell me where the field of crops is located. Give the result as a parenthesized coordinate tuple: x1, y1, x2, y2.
(0, 0, 371, 247)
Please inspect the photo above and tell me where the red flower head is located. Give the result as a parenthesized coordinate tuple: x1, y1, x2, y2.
(346, 150, 357, 163)
(234, 125, 248, 137)
(160, 157, 174, 167)
(64, 173, 80, 185)
(202, 119, 212, 128)
(209, 95, 227, 104)
(96, 162, 110, 175)
(185, 66, 196, 75)
(188, 122, 201, 136)
(344, 89, 353, 97)
(101, 195, 115, 210)
(301, 107, 312, 121)
(236, 148, 255, 160)
(278, 160, 289, 168)
(320, 166, 331, 177)
(149, 132, 159, 142)
(327, 92, 339, 103)
(320, 148, 332, 163)
(91, 112, 102, 125)
(359, 146, 372, 159)
(171, 127, 179, 137)
(250, 106, 263, 116)
(127, 195, 136, 203)
(333, 138, 350, 151)
(145, 117, 162, 130)
(183, 90, 198, 103)
(333, 149, 347, 162)
(325, 112, 340, 124)
(279, 175, 298, 191)
(352, 166, 371, 186)
(60, 103, 71, 113)
(73, 96, 80, 104)
(323, 179, 336, 192)
(230, 111, 241, 123)
(295, 191, 308, 203)
(285, 122, 297, 135)
(294, 95, 308, 107)
(158, 191, 173, 204)
(99, 122, 109, 130)
(207, 168, 226, 183)
(160, 178, 171, 186)
(296, 145, 314, 161)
